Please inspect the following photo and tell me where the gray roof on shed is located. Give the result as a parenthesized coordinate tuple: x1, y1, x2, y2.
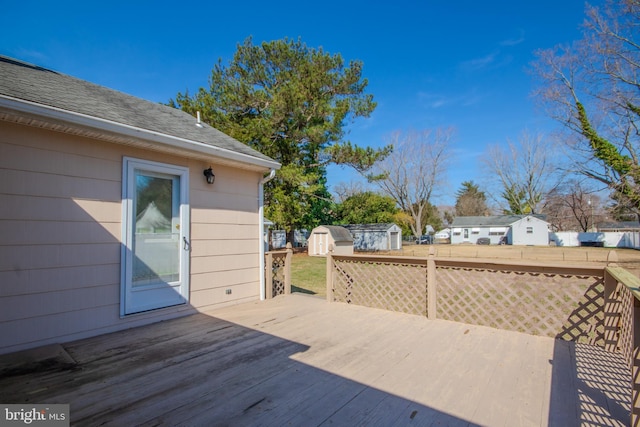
(343, 223, 399, 232)
(0, 56, 278, 169)
(313, 225, 354, 242)
(451, 215, 548, 227)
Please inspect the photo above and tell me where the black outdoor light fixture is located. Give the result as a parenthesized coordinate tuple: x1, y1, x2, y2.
(203, 167, 215, 185)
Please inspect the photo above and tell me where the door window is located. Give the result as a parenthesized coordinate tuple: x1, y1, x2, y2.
(122, 158, 190, 315)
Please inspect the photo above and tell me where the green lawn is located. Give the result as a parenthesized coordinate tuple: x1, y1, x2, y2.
(288, 245, 640, 298)
(290, 253, 326, 297)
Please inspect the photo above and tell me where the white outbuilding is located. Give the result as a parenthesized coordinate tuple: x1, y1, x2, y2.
(343, 223, 403, 251)
(450, 215, 550, 246)
(308, 225, 354, 256)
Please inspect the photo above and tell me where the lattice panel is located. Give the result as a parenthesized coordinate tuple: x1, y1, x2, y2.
(618, 283, 635, 368)
(436, 266, 604, 344)
(271, 253, 287, 297)
(331, 259, 428, 316)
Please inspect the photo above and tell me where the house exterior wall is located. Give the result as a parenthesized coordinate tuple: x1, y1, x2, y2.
(451, 227, 493, 244)
(0, 122, 263, 354)
(450, 217, 548, 246)
(510, 217, 549, 246)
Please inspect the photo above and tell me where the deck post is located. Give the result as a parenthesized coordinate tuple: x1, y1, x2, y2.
(265, 251, 273, 299)
(603, 269, 620, 352)
(285, 243, 293, 295)
(427, 246, 436, 319)
(326, 247, 333, 302)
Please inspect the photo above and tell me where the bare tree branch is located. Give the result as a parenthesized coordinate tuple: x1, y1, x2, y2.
(370, 128, 453, 237)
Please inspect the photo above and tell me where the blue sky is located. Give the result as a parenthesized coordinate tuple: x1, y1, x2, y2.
(1, 1, 594, 205)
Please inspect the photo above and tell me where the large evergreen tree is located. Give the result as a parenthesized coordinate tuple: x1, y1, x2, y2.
(454, 181, 489, 216)
(170, 37, 389, 242)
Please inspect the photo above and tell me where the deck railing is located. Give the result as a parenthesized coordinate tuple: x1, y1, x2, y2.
(604, 266, 640, 426)
(326, 247, 640, 425)
(265, 244, 292, 298)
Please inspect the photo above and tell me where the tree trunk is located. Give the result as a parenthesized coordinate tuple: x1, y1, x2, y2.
(286, 229, 296, 247)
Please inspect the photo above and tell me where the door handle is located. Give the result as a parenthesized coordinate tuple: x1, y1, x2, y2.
(183, 237, 191, 251)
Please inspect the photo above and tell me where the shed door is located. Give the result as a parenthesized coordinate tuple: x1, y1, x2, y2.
(314, 232, 328, 255)
(122, 158, 190, 315)
(390, 232, 399, 250)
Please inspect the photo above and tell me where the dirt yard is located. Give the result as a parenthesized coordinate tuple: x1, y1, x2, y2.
(381, 243, 640, 276)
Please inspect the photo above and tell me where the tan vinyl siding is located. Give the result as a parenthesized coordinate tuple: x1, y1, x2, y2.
(0, 264, 118, 297)
(190, 267, 261, 310)
(0, 121, 265, 354)
(0, 304, 193, 352)
(191, 222, 258, 241)
(193, 239, 258, 257)
(189, 164, 262, 310)
(0, 220, 121, 246)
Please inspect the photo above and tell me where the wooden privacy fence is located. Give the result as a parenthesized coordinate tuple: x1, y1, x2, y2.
(326, 248, 640, 425)
(265, 244, 292, 298)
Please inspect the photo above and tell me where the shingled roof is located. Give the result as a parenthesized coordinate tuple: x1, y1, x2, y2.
(343, 223, 398, 232)
(451, 215, 548, 227)
(318, 225, 354, 242)
(0, 56, 279, 171)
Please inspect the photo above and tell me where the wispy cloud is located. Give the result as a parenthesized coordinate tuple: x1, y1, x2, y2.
(500, 29, 526, 47)
(459, 30, 524, 72)
(417, 92, 452, 109)
(417, 90, 483, 109)
(460, 51, 500, 71)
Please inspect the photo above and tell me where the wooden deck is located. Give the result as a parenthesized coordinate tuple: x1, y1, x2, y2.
(0, 294, 631, 426)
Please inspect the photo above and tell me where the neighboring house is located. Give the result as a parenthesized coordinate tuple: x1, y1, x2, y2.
(597, 221, 640, 232)
(0, 56, 280, 354)
(450, 215, 550, 246)
(343, 223, 403, 251)
(308, 225, 354, 256)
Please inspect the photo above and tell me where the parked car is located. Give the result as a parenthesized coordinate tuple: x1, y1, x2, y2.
(476, 237, 491, 245)
(434, 230, 450, 240)
(416, 235, 432, 244)
(433, 230, 451, 244)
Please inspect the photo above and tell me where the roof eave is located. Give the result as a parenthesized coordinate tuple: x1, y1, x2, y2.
(0, 95, 281, 172)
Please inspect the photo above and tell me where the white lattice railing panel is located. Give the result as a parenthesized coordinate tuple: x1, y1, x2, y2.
(332, 258, 428, 316)
(436, 266, 604, 344)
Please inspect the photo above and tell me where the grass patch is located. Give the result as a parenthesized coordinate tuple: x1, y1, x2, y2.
(291, 253, 326, 297)
(288, 245, 640, 298)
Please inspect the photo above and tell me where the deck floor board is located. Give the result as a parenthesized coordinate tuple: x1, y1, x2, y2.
(0, 293, 630, 426)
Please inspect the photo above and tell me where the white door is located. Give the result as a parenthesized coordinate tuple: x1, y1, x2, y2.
(121, 158, 190, 315)
(314, 232, 328, 255)
(390, 232, 399, 250)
